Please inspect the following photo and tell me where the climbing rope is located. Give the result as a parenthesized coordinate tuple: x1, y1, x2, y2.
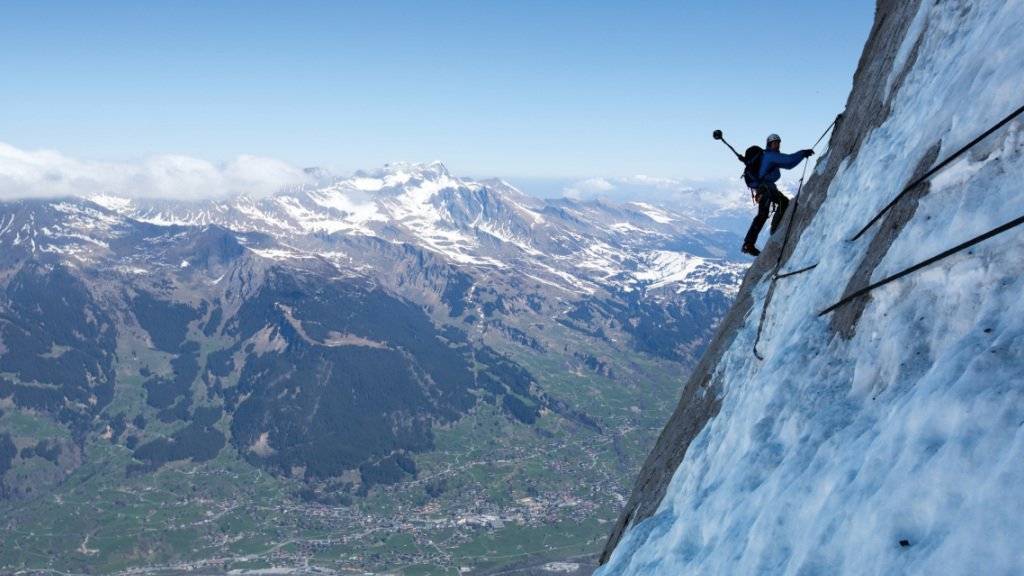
(765, 118, 844, 281)
(809, 116, 841, 151)
(752, 114, 842, 359)
(849, 103, 1024, 242)
(774, 263, 818, 279)
(818, 213, 1024, 316)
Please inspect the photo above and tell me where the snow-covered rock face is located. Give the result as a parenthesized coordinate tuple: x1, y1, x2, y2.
(88, 161, 745, 297)
(599, 1, 1024, 574)
(0, 199, 129, 264)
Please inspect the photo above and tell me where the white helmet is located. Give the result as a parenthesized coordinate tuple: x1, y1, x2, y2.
(766, 133, 781, 145)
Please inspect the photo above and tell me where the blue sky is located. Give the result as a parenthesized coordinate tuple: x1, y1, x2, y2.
(0, 1, 874, 183)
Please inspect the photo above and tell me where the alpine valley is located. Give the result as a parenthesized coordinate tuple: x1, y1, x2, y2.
(0, 162, 746, 574)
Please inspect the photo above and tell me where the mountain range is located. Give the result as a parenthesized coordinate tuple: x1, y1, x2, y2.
(0, 162, 746, 574)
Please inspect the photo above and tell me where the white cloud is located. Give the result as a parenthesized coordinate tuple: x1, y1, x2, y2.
(0, 141, 311, 200)
(562, 177, 615, 198)
(553, 174, 760, 219)
(622, 174, 684, 189)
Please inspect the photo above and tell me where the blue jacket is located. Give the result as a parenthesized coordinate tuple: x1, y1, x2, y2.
(758, 150, 805, 185)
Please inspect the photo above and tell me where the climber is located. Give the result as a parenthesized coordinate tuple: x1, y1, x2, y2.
(740, 134, 814, 256)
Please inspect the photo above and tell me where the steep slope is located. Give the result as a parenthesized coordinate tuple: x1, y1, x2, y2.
(599, 0, 1024, 573)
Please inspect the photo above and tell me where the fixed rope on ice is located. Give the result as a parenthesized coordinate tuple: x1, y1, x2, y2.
(818, 213, 1024, 316)
(849, 103, 1024, 242)
(774, 263, 818, 279)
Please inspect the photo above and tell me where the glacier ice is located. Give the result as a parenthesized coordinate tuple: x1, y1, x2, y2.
(598, 1, 1024, 574)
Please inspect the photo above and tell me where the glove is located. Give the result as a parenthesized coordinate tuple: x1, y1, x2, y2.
(802, 149, 815, 157)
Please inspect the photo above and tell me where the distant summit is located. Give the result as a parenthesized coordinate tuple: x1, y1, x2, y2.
(88, 162, 746, 297)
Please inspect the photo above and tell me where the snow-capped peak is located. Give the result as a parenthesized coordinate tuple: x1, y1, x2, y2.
(88, 193, 135, 212)
(67, 163, 744, 294)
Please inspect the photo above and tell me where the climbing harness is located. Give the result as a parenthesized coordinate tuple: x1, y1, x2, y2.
(752, 114, 842, 359)
(849, 103, 1024, 242)
(818, 213, 1024, 315)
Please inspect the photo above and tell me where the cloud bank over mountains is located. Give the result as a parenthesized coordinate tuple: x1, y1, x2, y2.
(0, 141, 311, 200)
(561, 174, 753, 212)
(0, 141, 760, 223)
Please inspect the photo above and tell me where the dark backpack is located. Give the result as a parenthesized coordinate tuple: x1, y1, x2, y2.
(742, 145, 764, 188)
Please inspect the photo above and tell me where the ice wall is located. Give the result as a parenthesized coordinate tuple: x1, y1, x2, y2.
(598, 1, 1024, 573)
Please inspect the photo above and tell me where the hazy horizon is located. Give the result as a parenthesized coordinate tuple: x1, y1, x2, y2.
(0, 139, 800, 213)
(2, 1, 873, 183)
